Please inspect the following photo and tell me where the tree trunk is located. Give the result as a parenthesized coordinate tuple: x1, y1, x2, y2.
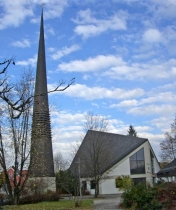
(94, 181, 99, 198)
(13, 193, 19, 205)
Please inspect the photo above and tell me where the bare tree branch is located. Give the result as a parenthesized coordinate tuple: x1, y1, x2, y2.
(0, 59, 75, 119)
(0, 57, 15, 75)
(160, 116, 176, 162)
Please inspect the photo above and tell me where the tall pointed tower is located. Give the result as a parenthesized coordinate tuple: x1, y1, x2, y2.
(30, 9, 55, 191)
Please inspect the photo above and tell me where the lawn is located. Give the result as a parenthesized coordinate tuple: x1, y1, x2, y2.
(2, 199, 94, 210)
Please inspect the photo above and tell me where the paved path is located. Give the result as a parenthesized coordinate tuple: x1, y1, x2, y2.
(61, 194, 123, 209)
(93, 194, 122, 210)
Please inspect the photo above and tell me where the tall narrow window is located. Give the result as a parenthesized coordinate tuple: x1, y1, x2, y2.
(130, 148, 145, 174)
(90, 180, 95, 189)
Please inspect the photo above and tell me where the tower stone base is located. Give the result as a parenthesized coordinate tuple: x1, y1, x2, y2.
(28, 177, 56, 194)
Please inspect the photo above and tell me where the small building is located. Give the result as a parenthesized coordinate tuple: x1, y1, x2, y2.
(7, 166, 28, 189)
(70, 130, 160, 195)
(0, 167, 28, 195)
(157, 158, 176, 182)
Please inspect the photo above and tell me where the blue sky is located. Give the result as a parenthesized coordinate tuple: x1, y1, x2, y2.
(0, 0, 176, 161)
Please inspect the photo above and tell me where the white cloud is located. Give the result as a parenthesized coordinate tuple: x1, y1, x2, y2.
(143, 28, 163, 43)
(58, 55, 124, 72)
(152, 82, 176, 92)
(140, 92, 176, 104)
(0, 0, 33, 30)
(150, 116, 174, 132)
(109, 92, 176, 112)
(50, 109, 164, 160)
(171, 67, 176, 76)
(104, 58, 176, 80)
(110, 100, 138, 108)
(51, 110, 85, 125)
(48, 47, 56, 52)
(147, 0, 176, 20)
(128, 105, 175, 116)
(58, 53, 176, 80)
(48, 83, 144, 100)
(0, 1, 68, 29)
(11, 39, 31, 48)
(83, 74, 91, 80)
(91, 103, 99, 108)
(135, 126, 153, 133)
(16, 54, 37, 67)
(31, 0, 68, 21)
(51, 44, 80, 60)
(62, 84, 144, 100)
(47, 28, 55, 36)
(43, 0, 68, 20)
(72, 9, 127, 38)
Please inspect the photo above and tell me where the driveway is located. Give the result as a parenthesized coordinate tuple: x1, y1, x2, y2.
(93, 194, 122, 210)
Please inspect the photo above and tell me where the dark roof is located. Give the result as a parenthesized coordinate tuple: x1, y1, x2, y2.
(69, 130, 148, 177)
(157, 158, 176, 177)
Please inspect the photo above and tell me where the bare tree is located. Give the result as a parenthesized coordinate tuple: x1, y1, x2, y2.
(160, 116, 176, 162)
(0, 69, 33, 205)
(69, 141, 81, 165)
(54, 151, 69, 172)
(83, 111, 108, 132)
(0, 59, 75, 205)
(82, 111, 109, 197)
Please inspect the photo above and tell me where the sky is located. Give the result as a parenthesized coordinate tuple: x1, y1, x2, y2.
(0, 0, 176, 161)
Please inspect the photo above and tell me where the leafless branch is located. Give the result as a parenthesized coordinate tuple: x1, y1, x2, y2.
(0, 57, 15, 75)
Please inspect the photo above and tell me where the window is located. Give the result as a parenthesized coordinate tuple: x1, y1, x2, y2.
(132, 178, 146, 186)
(130, 148, 145, 174)
(82, 181, 87, 190)
(150, 151, 154, 173)
(90, 180, 95, 189)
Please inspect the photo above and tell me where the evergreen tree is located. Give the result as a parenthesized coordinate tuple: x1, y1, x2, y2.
(127, 125, 138, 137)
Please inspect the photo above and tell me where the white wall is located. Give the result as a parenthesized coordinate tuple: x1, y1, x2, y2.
(101, 179, 122, 194)
(107, 158, 130, 176)
(153, 156, 160, 173)
(85, 180, 94, 195)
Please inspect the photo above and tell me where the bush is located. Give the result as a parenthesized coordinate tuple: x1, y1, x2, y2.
(121, 182, 176, 209)
(84, 190, 90, 195)
(121, 183, 163, 210)
(115, 175, 133, 191)
(19, 191, 60, 204)
(157, 182, 176, 210)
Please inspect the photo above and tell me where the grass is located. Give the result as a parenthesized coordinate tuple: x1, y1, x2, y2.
(2, 199, 93, 210)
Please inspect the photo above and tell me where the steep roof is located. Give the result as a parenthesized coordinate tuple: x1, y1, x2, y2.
(157, 158, 176, 177)
(69, 130, 148, 177)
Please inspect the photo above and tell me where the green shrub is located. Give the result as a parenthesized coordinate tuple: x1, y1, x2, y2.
(115, 175, 133, 191)
(115, 176, 123, 188)
(121, 182, 176, 209)
(121, 183, 163, 210)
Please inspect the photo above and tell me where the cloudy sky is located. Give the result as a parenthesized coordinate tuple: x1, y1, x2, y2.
(0, 0, 176, 161)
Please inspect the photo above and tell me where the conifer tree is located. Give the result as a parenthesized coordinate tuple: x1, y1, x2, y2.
(127, 125, 138, 137)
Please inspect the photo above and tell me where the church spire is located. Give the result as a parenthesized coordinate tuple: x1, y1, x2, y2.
(29, 9, 55, 178)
